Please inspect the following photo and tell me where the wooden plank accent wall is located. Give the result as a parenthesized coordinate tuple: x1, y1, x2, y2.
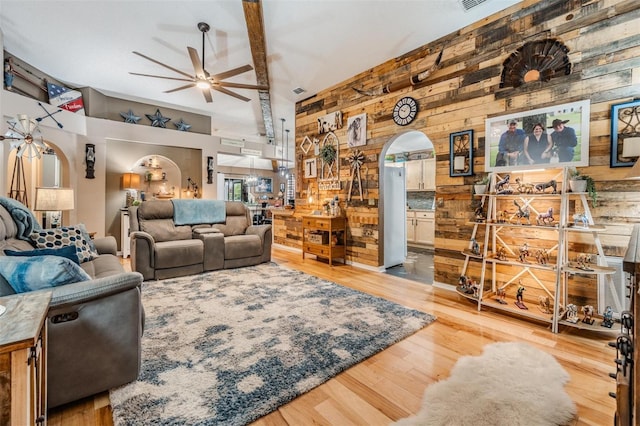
(291, 0, 640, 285)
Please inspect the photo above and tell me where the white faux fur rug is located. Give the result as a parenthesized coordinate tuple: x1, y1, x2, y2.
(395, 342, 576, 426)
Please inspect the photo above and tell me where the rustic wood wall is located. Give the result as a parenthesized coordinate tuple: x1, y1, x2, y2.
(291, 0, 640, 288)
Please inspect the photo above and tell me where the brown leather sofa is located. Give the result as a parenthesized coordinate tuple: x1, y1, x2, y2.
(128, 200, 272, 281)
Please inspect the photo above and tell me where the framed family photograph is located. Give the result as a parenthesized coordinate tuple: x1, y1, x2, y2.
(449, 130, 473, 177)
(485, 99, 590, 172)
(610, 98, 640, 168)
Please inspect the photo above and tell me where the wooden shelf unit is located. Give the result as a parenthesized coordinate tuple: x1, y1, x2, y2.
(460, 168, 616, 333)
(302, 215, 346, 266)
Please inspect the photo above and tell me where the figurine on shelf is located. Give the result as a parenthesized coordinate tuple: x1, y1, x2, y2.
(534, 249, 549, 265)
(538, 295, 552, 314)
(518, 242, 530, 263)
(534, 179, 557, 194)
(601, 306, 614, 328)
(581, 305, 595, 325)
(576, 253, 593, 271)
(515, 284, 527, 309)
(512, 200, 530, 225)
(495, 245, 508, 261)
(495, 174, 510, 192)
(471, 238, 480, 256)
(515, 177, 534, 194)
(474, 204, 486, 222)
(497, 210, 509, 224)
(573, 212, 589, 228)
(495, 287, 507, 304)
(536, 207, 554, 226)
(457, 275, 474, 295)
(565, 304, 579, 323)
(470, 279, 480, 299)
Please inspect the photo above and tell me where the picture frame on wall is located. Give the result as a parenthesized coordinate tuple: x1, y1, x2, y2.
(449, 130, 473, 177)
(304, 158, 317, 178)
(485, 99, 590, 172)
(610, 98, 640, 168)
(347, 113, 367, 147)
(254, 177, 272, 193)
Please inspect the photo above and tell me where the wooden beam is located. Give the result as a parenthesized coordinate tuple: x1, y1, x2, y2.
(243, 0, 275, 142)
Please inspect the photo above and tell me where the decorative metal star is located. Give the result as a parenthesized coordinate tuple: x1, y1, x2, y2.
(145, 109, 171, 128)
(174, 118, 192, 132)
(120, 109, 141, 124)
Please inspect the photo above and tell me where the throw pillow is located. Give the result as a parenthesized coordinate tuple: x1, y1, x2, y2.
(0, 255, 91, 293)
(77, 223, 98, 253)
(29, 227, 99, 263)
(3, 245, 80, 264)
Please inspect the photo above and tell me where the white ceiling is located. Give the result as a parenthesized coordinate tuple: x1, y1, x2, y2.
(0, 0, 519, 149)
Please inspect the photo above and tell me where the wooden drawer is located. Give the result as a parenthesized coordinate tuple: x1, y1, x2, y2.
(304, 243, 345, 258)
(415, 211, 434, 219)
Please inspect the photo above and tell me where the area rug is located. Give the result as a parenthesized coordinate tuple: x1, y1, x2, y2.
(110, 262, 435, 425)
(394, 342, 576, 426)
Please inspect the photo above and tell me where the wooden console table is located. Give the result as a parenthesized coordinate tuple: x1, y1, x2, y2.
(0, 291, 50, 425)
(302, 215, 346, 266)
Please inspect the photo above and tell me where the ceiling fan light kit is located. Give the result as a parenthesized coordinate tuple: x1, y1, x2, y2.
(130, 22, 266, 103)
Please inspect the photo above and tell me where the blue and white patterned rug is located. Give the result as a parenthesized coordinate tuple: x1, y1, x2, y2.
(110, 262, 435, 425)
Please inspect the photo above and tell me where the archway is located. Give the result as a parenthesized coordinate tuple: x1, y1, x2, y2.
(379, 130, 434, 269)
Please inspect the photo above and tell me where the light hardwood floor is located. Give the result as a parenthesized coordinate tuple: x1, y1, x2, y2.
(48, 247, 617, 425)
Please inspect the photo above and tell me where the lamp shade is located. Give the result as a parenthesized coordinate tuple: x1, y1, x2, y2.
(121, 172, 141, 190)
(34, 187, 74, 211)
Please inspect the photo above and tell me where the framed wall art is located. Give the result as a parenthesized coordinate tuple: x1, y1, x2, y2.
(304, 158, 317, 178)
(317, 111, 343, 134)
(254, 177, 272, 193)
(449, 130, 473, 177)
(347, 113, 367, 147)
(610, 99, 640, 168)
(485, 99, 590, 172)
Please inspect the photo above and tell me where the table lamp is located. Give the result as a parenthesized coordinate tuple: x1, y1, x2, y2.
(121, 172, 141, 206)
(34, 187, 74, 228)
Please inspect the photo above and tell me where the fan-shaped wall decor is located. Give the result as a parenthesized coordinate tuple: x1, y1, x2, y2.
(500, 39, 572, 89)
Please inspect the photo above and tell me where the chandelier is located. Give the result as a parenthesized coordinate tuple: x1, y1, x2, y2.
(245, 156, 258, 186)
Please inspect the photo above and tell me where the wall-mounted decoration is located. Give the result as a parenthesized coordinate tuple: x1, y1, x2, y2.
(317, 111, 343, 134)
(36, 102, 63, 128)
(449, 130, 473, 177)
(4, 57, 14, 90)
(47, 81, 85, 115)
(320, 132, 340, 180)
(347, 149, 365, 201)
(347, 113, 366, 148)
(392, 96, 418, 126)
(85, 143, 96, 179)
(207, 156, 214, 184)
(352, 48, 444, 96)
(120, 109, 142, 124)
(485, 99, 590, 172)
(146, 109, 171, 128)
(255, 177, 272, 193)
(300, 136, 313, 154)
(610, 99, 640, 168)
(174, 118, 192, 132)
(500, 39, 571, 89)
(304, 158, 317, 178)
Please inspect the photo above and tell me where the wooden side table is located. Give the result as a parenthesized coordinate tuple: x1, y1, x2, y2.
(0, 291, 51, 426)
(302, 215, 346, 266)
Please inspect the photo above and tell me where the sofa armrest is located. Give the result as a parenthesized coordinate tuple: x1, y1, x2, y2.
(93, 235, 117, 255)
(130, 231, 156, 280)
(246, 224, 271, 242)
(48, 271, 143, 309)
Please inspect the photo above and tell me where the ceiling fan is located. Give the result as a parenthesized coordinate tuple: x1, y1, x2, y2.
(130, 22, 267, 102)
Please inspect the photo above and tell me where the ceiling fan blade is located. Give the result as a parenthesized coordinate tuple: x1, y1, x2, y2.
(187, 47, 206, 78)
(164, 83, 196, 93)
(202, 89, 213, 103)
(132, 51, 194, 79)
(215, 81, 269, 90)
(211, 64, 253, 81)
(129, 72, 194, 83)
(212, 86, 251, 102)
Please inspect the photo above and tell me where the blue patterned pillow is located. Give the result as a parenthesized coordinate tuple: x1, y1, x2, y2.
(0, 255, 91, 293)
(29, 226, 99, 263)
(3, 245, 80, 264)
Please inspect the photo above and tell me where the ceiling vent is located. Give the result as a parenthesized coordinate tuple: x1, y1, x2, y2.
(292, 87, 306, 95)
(459, 0, 488, 11)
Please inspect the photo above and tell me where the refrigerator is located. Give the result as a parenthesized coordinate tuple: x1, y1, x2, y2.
(384, 164, 407, 268)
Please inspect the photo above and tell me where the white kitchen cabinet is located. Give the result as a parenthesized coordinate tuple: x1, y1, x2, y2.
(405, 159, 435, 191)
(407, 210, 434, 246)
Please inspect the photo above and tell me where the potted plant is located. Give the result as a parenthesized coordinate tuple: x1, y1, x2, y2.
(319, 143, 337, 166)
(568, 168, 598, 207)
(474, 175, 490, 195)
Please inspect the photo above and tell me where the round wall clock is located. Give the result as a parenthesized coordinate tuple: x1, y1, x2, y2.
(392, 96, 418, 126)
